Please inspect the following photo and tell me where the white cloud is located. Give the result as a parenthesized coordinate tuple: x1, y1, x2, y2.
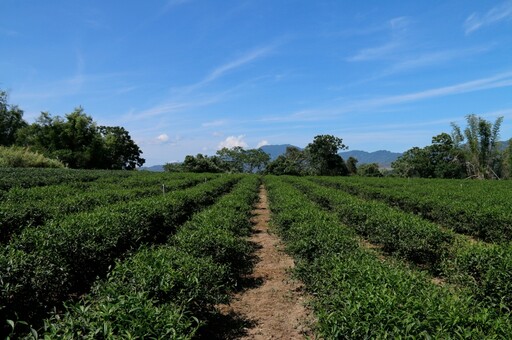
(181, 45, 275, 93)
(256, 140, 269, 148)
(347, 42, 401, 62)
(360, 70, 512, 107)
(218, 135, 248, 149)
(346, 17, 410, 62)
(157, 134, 169, 142)
(202, 119, 226, 127)
(464, 1, 512, 34)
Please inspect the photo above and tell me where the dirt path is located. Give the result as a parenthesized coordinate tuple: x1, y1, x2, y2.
(217, 185, 314, 339)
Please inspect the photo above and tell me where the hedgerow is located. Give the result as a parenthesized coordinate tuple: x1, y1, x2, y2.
(0, 175, 240, 332)
(0, 174, 212, 243)
(265, 176, 512, 338)
(39, 175, 260, 338)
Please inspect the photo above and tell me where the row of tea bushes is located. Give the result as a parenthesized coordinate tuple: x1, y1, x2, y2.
(286, 176, 453, 267)
(265, 176, 512, 338)
(0, 175, 240, 334)
(315, 176, 512, 243)
(300, 177, 512, 312)
(39, 176, 260, 339)
(0, 174, 215, 243)
(0, 168, 132, 192)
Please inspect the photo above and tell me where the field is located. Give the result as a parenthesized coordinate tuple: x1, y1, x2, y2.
(1, 169, 512, 338)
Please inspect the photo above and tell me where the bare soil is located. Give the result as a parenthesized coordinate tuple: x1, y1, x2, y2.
(216, 185, 315, 339)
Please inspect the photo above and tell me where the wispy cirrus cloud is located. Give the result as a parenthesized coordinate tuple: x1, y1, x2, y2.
(346, 16, 410, 62)
(359, 70, 512, 108)
(202, 119, 227, 128)
(347, 41, 401, 62)
(464, 1, 512, 34)
(255, 70, 512, 124)
(380, 45, 492, 76)
(129, 43, 277, 122)
(179, 45, 275, 93)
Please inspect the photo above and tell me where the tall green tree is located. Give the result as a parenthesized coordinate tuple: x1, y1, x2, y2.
(451, 114, 503, 179)
(245, 148, 270, 173)
(357, 163, 382, 177)
(265, 146, 308, 175)
(179, 154, 223, 173)
(0, 91, 27, 146)
(346, 156, 358, 175)
(216, 147, 246, 173)
(501, 139, 512, 179)
(305, 135, 349, 176)
(98, 126, 145, 170)
(392, 133, 465, 178)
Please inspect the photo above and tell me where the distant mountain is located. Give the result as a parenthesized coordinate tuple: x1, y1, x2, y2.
(339, 150, 402, 168)
(259, 144, 301, 160)
(260, 144, 401, 168)
(139, 164, 165, 172)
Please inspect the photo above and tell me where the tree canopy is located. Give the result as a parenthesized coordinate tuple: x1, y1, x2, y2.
(165, 147, 270, 174)
(0, 91, 27, 146)
(0, 91, 144, 169)
(392, 115, 509, 179)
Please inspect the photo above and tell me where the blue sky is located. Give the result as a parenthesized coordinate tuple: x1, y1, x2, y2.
(2, 0, 512, 165)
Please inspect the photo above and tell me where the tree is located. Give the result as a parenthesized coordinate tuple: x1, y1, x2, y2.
(357, 163, 382, 177)
(428, 133, 465, 178)
(16, 108, 144, 169)
(0, 91, 27, 146)
(391, 147, 431, 178)
(451, 114, 504, 179)
(182, 154, 223, 173)
(305, 135, 349, 176)
(501, 139, 512, 179)
(391, 133, 465, 179)
(245, 148, 270, 173)
(265, 146, 308, 175)
(346, 156, 358, 175)
(98, 126, 145, 170)
(216, 147, 246, 173)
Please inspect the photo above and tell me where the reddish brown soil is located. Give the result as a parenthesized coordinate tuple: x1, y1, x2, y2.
(217, 185, 315, 339)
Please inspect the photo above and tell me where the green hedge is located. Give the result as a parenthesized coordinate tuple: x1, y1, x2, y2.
(0, 175, 240, 331)
(0, 174, 211, 243)
(315, 176, 512, 243)
(265, 176, 512, 338)
(285, 176, 453, 267)
(39, 176, 260, 339)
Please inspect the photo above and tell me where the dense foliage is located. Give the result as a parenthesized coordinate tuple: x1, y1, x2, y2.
(1, 174, 240, 335)
(0, 91, 144, 169)
(0, 146, 64, 168)
(265, 135, 349, 176)
(165, 146, 270, 174)
(393, 115, 512, 179)
(2, 167, 512, 338)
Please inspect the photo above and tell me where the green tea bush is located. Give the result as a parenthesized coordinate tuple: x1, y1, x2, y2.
(0, 175, 206, 243)
(316, 176, 512, 243)
(43, 247, 227, 339)
(287, 176, 453, 266)
(39, 175, 260, 338)
(0, 176, 239, 328)
(265, 176, 512, 338)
